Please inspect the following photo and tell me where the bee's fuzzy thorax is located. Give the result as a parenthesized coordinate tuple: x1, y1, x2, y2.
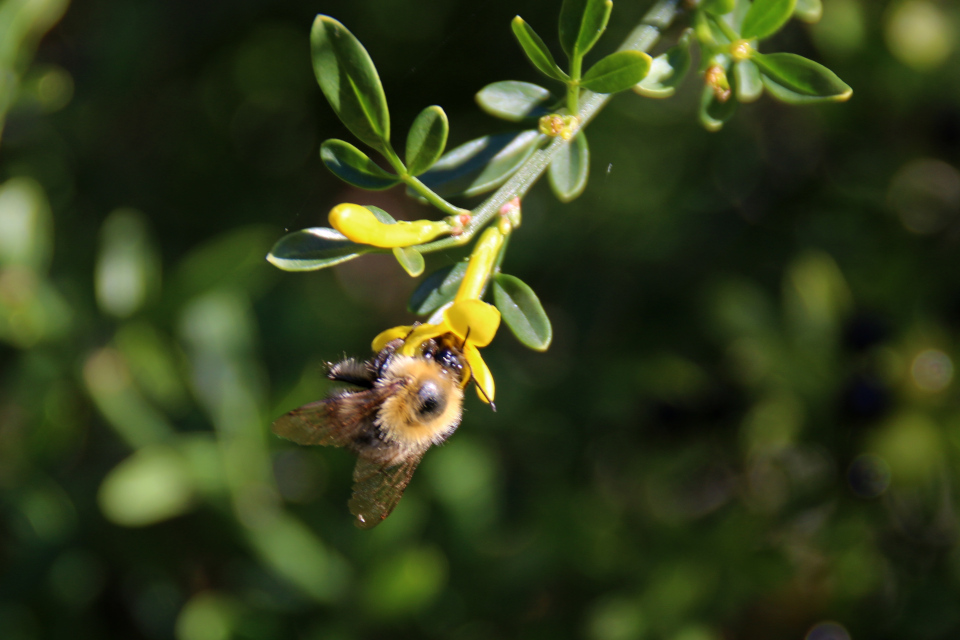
(374, 356, 463, 451)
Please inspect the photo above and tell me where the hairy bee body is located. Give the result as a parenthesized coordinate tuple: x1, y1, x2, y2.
(272, 337, 467, 528)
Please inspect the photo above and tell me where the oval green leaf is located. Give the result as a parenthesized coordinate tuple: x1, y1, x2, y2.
(634, 30, 692, 98)
(392, 247, 425, 277)
(310, 15, 390, 149)
(493, 274, 552, 351)
(476, 81, 554, 122)
(320, 139, 400, 190)
(405, 105, 449, 176)
(580, 50, 652, 94)
(548, 132, 589, 202)
(740, 0, 797, 40)
(794, 0, 822, 23)
(511, 16, 570, 83)
(559, 0, 612, 60)
(735, 59, 763, 103)
(266, 227, 372, 271)
(415, 130, 541, 198)
(408, 261, 469, 315)
(754, 52, 852, 104)
(699, 83, 737, 132)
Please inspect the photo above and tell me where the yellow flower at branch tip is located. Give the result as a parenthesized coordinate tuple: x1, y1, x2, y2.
(329, 203, 453, 248)
(371, 299, 501, 403)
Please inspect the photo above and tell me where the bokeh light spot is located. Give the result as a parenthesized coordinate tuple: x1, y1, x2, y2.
(887, 159, 960, 235)
(885, 0, 954, 70)
(812, 0, 866, 56)
(848, 453, 892, 498)
(910, 348, 953, 392)
(806, 621, 851, 640)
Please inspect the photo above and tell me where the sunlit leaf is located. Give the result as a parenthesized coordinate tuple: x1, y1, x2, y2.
(405, 105, 448, 176)
(754, 52, 853, 104)
(559, 0, 612, 60)
(320, 139, 400, 190)
(408, 262, 469, 315)
(267, 227, 373, 271)
(392, 247, 425, 277)
(310, 15, 390, 148)
(493, 273, 552, 350)
(548, 132, 589, 202)
(415, 130, 541, 198)
(511, 17, 570, 82)
(794, 0, 822, 23)
(741, 0, 797, 40)
(580, 50, 651, 94)
(699, 83, 737, 132)
(735, 59, 763, 103)
(0, 177, 52, 271)
(98, 446, 196, 527)
(634, 30, 692, 98)
(476, 81, 554, 122)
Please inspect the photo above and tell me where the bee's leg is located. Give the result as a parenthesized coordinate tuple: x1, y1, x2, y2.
(328, 358, 376, 388)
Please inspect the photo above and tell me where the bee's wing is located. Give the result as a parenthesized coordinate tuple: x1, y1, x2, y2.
(348, 453, 425, 529)
(271, 386, 395, 447)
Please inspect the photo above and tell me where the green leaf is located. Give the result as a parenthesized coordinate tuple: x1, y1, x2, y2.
(476, 81, 554, 122)
(493, 274, 552, 351)
(392, 247, 425, 277)
(740, 0, 797, 40)
(580, 50, 652, 93)
(415, 131, 541, 198)
(363, 205, 396, 224)
(699, 83, 737, 132)
(511, 17, 570, 82)
(405, 106, 448, 176)
(408, 262, 469, 315)
(559, 0, 612, 60)
(266, 227, 372, 271)
(754, 52, 853, 104)
(702, 0, 736, 16)
(320, 139, 400, 190)
(794, 0, 822, 23)
(548, 132, 589, 202)
(310, 15, 390, 149)
(633, 30, 692, 98)
(734, 59, 763, 103)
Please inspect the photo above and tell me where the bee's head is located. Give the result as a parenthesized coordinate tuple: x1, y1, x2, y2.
(420, 338, 468, 385)
(376, 355, 464, 448)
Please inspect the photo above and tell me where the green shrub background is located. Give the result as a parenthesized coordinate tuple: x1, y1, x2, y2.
(2, 0, 960, 638)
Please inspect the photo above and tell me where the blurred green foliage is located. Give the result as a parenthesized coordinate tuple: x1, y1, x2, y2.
(2, 0, 960, 639)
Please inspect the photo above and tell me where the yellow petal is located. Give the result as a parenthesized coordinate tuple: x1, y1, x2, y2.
(371, 325, 412, 352)
(464, 344, 495, 403)
(444, 300, 500, 347)
(329, 203, 452, 248)
(398, 322, 446, 356)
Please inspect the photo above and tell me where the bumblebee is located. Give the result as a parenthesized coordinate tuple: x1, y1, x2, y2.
(272, 336, 468, 528)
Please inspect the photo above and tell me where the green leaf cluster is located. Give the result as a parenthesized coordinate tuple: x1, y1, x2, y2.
(684, 0, 850, 131)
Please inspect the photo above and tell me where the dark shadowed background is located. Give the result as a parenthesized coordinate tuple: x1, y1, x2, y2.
(3, 0, 960, 638)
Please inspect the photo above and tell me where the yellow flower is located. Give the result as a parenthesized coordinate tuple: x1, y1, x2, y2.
(329, 203, 453, 248)
(372, 299, 500, 403)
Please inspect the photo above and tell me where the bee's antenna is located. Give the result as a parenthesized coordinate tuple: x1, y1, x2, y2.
(460, 327, 471, 350)
(475, 382, 496, 412)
